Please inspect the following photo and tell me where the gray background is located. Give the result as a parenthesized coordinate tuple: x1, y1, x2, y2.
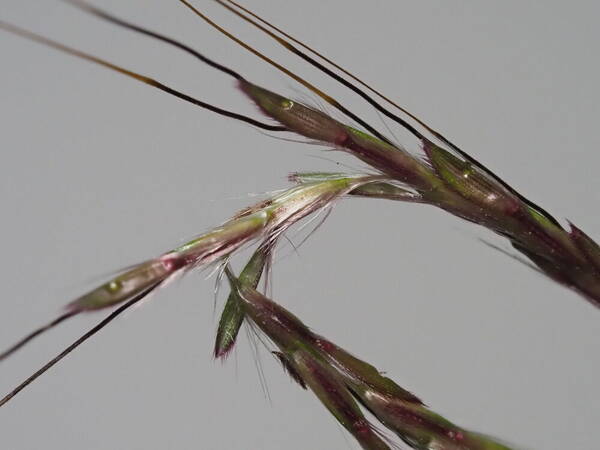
(1, 1, 599, 449)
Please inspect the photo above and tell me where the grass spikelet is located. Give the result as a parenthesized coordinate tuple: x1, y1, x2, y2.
(224, 266, 392, 449)
(424, 142, 521, 216)
(311, 336, 422, 405)
(354, 387, 512, 450)
(239, 80, 346, 143)
(290, 349, 393, 450)
(66, 259, 177, 312)
(241, 80, 437, 189)
(214, 244, 271, 359)
(69, 176, 377, 314)
(0, 175, 380, 402)
(290, 172, 422, 202)
(225, 265, 514, 450)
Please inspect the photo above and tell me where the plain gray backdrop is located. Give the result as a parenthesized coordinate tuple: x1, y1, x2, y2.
(1, 1, 599, 449)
